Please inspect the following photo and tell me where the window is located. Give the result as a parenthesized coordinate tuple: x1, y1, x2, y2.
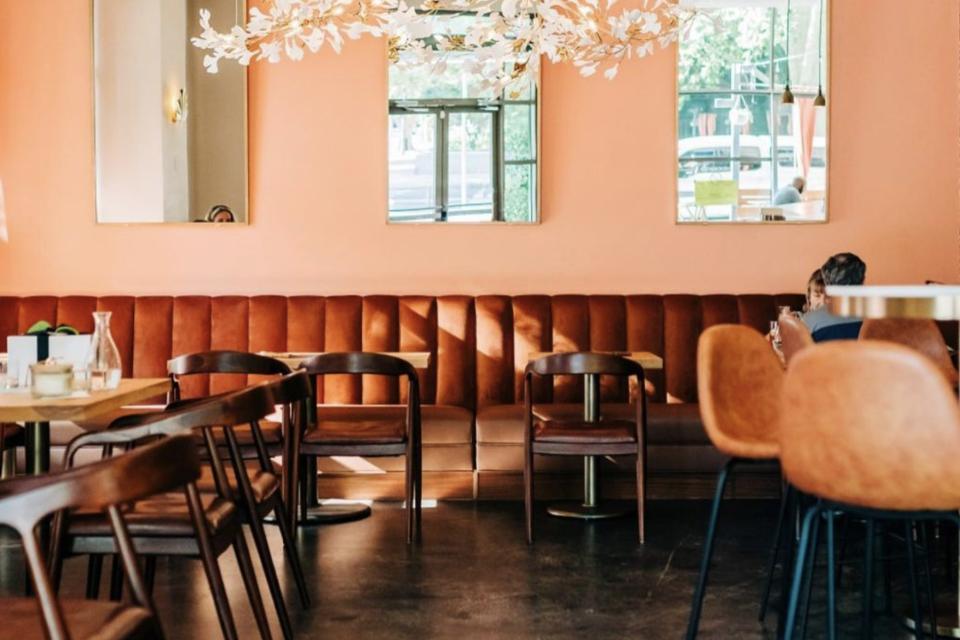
(388, 16, 538, 223)
(677, 0, 828, 223)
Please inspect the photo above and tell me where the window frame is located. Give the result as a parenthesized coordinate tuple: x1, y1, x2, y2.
(675, 0, 830, 225)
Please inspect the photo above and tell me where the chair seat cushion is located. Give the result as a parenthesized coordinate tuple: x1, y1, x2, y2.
(304, 420, 406, 445)
(476, 403, 708, 446)
(0, 423, 23, 448)
(534, 419, 637, 444)
(196, 466, 279, 503)
(313, 405, 472, 445)
(0, 597, 155, 640)
(69, 492, 238, 538)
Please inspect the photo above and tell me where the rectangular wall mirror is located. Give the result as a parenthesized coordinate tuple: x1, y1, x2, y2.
(93, 0, 248, 224)
(677, 0, 828, 224)
(387, 13, 540, 224)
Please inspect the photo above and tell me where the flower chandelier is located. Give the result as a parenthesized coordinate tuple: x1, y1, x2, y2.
(192, 0, 696, 93)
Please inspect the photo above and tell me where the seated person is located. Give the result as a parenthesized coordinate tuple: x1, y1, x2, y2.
(802, 252, 866, 342)
(206, 204, 236, 223)
(804, 269, 826, 312)
(773, 176, 806, 205)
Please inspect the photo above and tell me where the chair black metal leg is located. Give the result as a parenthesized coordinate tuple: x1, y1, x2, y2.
(919, 522, 938, 637)
(144, 556, 157, 596)
(836, 514, 851, 591)
(905, 521, 923, 640)
(825, 510, 837, 640)
(877, 521, 893, 614)
(109, 554, 124, 601)
(273, 502, 311, 609)
(862, 518, 875, 638)
(684, 459, 734, 640)
(759, 482, 792, 622)
(233, 532, 274, 640)
(784, 503, 820, 640)
(798, 509, 822, 640)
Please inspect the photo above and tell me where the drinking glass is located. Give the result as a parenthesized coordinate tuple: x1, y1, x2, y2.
(769, 320, 782, 349)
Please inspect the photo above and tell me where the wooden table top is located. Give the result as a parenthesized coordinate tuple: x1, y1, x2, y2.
(0, 378, 170, 422)
(258, 351, 432, 370)
(529, 351, 664, 371)
(827, 285, 960, 321)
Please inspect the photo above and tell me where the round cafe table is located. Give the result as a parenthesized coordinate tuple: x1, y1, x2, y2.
(828, 284, 960, 638)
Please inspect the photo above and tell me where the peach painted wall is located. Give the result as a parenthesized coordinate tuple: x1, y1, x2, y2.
(0, 0, 957, 296)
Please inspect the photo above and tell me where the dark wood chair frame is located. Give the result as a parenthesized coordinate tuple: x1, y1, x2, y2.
(0, 434, 202, 640)
(297, 352, 423, 544)
(523, 352, 648, 544)
(51, 386, 284, 640)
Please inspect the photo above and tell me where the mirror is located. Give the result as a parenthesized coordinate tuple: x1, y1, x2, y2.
(387, 13, 540, 224)
(93, 0, 247, 224)
(676, 0, 828, 224)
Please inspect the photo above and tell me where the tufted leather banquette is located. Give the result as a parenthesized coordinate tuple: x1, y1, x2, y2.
(9, 293, 950, 497)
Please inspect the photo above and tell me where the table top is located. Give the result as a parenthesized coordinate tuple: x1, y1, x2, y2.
(0, 378, 170, 422)
(827, 285, 960, 320)
(529, 351, 664, 371)
(258, 351, 432, 370)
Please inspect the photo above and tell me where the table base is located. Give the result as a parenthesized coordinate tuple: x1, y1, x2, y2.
(547, 503, 628, 520)
(298, 503, 372, 525)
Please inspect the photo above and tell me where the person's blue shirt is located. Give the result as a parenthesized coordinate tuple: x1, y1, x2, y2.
(802, 307, 862, 342)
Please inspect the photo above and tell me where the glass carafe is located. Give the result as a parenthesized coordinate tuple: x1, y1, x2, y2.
(84, 311, 122, 390)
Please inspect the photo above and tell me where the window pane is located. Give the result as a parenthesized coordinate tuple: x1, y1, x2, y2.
(504, 104, 535, 161)
(504, 163, 536, 222)
(389, 114, 437, 220)
(447, 112, 494, 221)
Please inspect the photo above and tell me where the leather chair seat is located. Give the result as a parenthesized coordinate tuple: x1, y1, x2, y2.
(313, 405, 472, 445)
(477, 403, 707, 445)
(304, 420, 406, 445)
(69, 492, 238, 538)
(0, 597, 155, 640)
(196, 466, 280, 503)
(534, 419, 637, 444)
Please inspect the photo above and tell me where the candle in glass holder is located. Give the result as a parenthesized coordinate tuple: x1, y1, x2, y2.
(30, 361, 74, 397)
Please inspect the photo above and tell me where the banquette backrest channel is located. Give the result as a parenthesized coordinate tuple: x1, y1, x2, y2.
(0, 293, 818, 409)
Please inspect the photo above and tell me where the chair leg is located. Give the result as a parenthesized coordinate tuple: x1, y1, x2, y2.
(798, 510, 822, 640)
(109, 554, 124, 601)
(919, 522, 938, 637)
(273, 502, 311, 608)
(684, 459, 734, 640)
(825, 510, 837, 640)
(405, 448, 414, 545)
(186, 484, 238, 640)
(143, 556, 157, 596)
(85, 555, 104, 600)
(635, 443, 646, 544)
(414, 442, 423, 541)
(862, 518, 875, 638)
(784, 503, 821, 640)
(759, 483, 792, 622)
(247, 513, 294, 640)
(524, 445, 534, 545)
(233, 531, 275, 640)
(904, 521, 924, 640)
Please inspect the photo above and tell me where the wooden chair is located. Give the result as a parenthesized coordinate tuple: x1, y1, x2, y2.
(0, 434, 200, 640)
(523, 353, 647, 544)
(859, 318, 958, 386)
(684, 325, 784, 638)
(167, 350, 292, 457)
(780, 341, 960, 639)
(779, 314, 814, 366)
(52, 386, 279, 640)
(0, 423, 23, 478)
(298, 353, 422, 544)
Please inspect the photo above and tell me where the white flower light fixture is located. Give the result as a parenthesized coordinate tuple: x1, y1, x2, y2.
(191, 0, 697, 92)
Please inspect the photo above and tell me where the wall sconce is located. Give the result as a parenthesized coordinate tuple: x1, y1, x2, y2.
(170, 89, 188, 124)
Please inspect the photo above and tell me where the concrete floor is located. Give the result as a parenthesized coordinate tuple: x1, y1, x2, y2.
(0, 499, 938, 638)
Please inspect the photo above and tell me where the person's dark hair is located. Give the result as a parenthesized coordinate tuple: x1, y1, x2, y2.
(206, 204, 235, 223)
(820, 252, 866, 286)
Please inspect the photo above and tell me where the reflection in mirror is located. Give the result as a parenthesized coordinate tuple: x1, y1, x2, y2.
(387, 13, 539, 224)
(94, 0, 247, 224)
(676, 0, 828, 224)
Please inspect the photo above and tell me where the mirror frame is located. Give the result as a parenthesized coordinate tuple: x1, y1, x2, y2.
(90, 0, 250, 226)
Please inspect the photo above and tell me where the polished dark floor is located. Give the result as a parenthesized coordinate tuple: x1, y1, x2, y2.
(0, 499, 939, 638)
